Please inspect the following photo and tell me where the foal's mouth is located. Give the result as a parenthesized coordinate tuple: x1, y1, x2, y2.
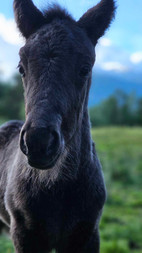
(28, 155, 60, 170)
(27, 145, 64, 170)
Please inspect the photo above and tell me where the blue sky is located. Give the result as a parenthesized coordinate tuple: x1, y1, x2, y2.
(0, 0, 142, 79)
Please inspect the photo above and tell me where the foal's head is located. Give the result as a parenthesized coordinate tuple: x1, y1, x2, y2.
(14, 0, 115, 169)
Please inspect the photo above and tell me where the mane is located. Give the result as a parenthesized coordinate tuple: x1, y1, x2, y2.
(43, 4, 74, 24)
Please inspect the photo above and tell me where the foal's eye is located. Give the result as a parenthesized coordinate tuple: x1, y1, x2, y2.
(79, 65, 91, 78)
(18, 65, 25, 78)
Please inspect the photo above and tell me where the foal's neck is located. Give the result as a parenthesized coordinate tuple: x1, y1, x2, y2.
(53, 108, 93, 184)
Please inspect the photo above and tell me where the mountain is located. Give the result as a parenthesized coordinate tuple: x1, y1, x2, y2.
(89, 70, 142, 107)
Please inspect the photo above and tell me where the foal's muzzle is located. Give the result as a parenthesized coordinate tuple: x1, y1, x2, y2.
(20, 126, 63, 170)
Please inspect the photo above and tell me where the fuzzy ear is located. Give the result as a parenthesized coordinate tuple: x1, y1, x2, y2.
(77, 0, 116, 45)
(13, 0, 45, 39)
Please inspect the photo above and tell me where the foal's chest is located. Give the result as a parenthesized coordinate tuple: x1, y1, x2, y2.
(22, 178, 97, 235)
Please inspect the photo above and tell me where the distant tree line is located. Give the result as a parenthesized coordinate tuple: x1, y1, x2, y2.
(90, 90, 142, 127)
(0, 74, 24, 123)
(0, 75, 142, 126)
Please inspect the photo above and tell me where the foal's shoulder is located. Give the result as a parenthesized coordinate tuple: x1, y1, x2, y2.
(0, 120, 23, 133)
(0, 120, 24, 146)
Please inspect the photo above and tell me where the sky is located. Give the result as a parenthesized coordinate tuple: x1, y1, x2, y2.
(0, 0, 142, 80)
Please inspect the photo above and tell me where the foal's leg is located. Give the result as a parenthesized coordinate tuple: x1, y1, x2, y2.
(11, 224, 38, 253)
(57, 230, 100, 253)
(83, 230, 100, 253)
(11, 220, 49, 253)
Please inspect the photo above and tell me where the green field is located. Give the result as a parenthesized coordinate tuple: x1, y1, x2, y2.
(92, 128, 142, 253)
(0, 127, 142, 253)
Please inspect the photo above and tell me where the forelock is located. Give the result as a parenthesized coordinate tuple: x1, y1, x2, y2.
(43, 4, 74, 24)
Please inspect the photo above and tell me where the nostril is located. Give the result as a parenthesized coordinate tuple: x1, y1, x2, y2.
(50, 130, 60, 147)
(48, 132, 55, 147)
(45, 130, 60, 155)
(20, 130, 28, 156)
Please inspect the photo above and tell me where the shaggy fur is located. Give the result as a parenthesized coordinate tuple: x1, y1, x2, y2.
(0, 0, 116, 252)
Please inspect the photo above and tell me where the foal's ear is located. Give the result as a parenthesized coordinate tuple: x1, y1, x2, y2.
(13, 0, 45, 39)
(77, 0, 116, 45)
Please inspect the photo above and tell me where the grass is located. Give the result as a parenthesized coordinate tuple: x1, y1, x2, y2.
(92, 127, 142, 253)
(0, 127, 142, 253)
(0, 236, 14, 253)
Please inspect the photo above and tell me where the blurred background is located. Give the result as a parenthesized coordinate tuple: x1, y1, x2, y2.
(0, 0, 142, 252)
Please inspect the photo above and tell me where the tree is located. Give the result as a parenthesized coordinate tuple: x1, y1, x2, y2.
(0, 74, 24, 122)
(89, 91, 141, 127)
(137, 98, 142, 125)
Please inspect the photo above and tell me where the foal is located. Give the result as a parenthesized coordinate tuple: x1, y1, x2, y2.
(0, 0, 115, 252)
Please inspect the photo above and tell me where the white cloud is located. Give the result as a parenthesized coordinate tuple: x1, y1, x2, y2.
(101, 61, 128, 72)
(130, 52, 142, 64)
(0, 37, 20, 79)
(0, 61, 16, 79)
(99, 38, 112, 47)
(0, 13, 24, 45)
